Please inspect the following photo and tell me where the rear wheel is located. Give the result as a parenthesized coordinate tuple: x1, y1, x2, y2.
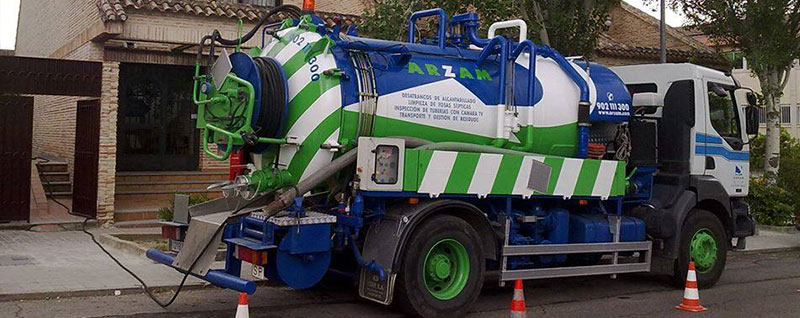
(395, 215, 485, 318)
(673, 209, 727, 288)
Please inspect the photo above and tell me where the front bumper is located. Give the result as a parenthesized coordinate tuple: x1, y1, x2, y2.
(146, 249, 257, 294)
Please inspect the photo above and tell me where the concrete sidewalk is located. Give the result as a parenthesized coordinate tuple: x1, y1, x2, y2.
(0, 225, 797, 301)
(744, 227, 800, 252)
(0, 229, 208, 300)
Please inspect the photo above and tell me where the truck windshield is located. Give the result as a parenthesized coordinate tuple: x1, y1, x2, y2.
(707, 83, 741, 139)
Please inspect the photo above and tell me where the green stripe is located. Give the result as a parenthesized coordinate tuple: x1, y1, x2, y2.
(403, 150, 420, 191)
(543, 157, 565, 195)
(282, 49, 320, 79)
(491, 155, 523, 195)
(573, 159, 601, 196)
(266, 28, 304, 58)
(287, 110, 341, 181)
(611, 161, 626, 196)
(444, 152, 480, 193)
(285, 78, 340, 132)
(418, 150, 434, 181)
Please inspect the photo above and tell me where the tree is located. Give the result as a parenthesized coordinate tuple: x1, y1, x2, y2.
(359, 0, 617, 57)
(655, 0, 800, 183)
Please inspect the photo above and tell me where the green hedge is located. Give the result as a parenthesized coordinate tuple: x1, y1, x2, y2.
(747, 177, 798, 226)
(157, 192, 211, 221)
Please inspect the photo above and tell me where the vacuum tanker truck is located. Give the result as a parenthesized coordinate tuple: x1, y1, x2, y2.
(146, 5, 758, 317)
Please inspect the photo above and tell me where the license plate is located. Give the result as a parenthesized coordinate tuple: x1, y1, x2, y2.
(358, 268, 396, 305)
(168, 239, 183, 252)
(251, 264, 265, 280)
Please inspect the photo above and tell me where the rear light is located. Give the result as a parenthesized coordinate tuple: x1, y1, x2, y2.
(302, 0, 315, 12)
(235, 245, 268, 265)
(161, 225, 187, 241)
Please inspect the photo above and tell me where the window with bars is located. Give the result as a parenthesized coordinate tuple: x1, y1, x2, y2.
(758, 107, 766, 124)
(781, 105, 792, 124)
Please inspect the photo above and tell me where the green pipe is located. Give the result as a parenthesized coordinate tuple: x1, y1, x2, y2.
(511, 125, 535, 152)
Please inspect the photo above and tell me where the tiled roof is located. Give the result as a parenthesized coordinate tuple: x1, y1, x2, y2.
(616, 1, 711, 52)
(596, 34, 726, 65)
(95, 0, 360, 26)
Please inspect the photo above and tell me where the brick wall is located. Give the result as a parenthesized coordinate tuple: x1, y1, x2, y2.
(122, 11, 260, 46)
(15, 0, 102, 57)
(284, 0, 368, 15)
(199, 143, 231, 171)
(30, 41, 104, 178)
(97, 62, 120, 224)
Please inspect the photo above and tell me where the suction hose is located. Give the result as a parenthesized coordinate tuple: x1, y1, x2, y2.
(260, 148, 359, 214)
(415, 142, 535, 156)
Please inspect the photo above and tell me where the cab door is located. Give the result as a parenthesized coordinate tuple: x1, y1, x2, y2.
(699, 80, 749, 196)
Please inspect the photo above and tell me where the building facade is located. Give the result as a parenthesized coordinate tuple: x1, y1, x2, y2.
(15, 0, 361, 224)
(681, 26, 800, 139)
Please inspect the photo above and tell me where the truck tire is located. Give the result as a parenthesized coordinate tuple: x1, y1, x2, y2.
(673, 209, 727, 289)
(394, 215, 485, 318)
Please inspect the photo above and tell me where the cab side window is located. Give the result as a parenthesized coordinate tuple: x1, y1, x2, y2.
(708, 83, 741, 139)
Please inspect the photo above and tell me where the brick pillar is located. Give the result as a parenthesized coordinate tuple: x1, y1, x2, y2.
(96, 62, 120, 225)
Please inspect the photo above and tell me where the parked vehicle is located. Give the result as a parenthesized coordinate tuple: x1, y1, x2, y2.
(146, 5, 757, 318)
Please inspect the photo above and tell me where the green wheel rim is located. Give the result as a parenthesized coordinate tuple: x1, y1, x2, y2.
(690, 228, 718, 274)
(423, 238, 470, 300)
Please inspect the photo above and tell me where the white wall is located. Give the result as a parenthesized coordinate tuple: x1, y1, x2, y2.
(732, 61, 800, 139)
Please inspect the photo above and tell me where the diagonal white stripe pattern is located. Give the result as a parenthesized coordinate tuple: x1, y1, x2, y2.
(553, 158, 583, 198)
(591, 160, 619, 199)
(419, 151, 458, 197)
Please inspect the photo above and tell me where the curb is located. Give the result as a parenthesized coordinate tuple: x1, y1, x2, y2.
(0, 220, 97, 232)
(97, 233, 150, 256)
(735, 246, 800, 256)
(0, 283, 210, 302)
(97, 233, 227, 261)
(756, 224, 799, 234)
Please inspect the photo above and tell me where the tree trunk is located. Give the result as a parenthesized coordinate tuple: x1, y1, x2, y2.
(759, 70, 782, 184)
(530, 1, 551, 46)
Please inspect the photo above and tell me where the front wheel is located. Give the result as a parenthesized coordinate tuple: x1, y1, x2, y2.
(394, 215, 485, 318)
(673, 209, 727, 288)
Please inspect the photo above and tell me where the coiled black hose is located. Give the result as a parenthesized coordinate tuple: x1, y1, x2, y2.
(252, 56, 287, 139)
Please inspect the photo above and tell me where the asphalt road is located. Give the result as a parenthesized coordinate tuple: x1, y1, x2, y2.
(2, 250, 798, 318)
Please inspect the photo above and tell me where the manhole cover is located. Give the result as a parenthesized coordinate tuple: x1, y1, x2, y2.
(0, 254, 37, 266)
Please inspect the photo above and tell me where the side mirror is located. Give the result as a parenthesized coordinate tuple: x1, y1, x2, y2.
(745, 106, 759, 136)
(746, 92, 758, 106)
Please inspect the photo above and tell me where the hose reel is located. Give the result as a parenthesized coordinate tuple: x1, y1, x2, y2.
(197, 53, 289, 159)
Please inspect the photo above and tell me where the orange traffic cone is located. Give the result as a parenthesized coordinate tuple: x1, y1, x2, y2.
(510, 279, 527, 318)
(676, 262, 707, 312)
(235, 292, 250, 318)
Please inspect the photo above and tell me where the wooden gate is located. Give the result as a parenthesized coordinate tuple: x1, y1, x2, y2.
(0, 96, 34, 222)
(72, 99, 101, 218)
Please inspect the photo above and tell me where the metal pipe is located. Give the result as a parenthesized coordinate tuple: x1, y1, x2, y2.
(477, 36, 510, 148)
(146, 249, 257, 294)
(536, 45, 591, 157)
(660, 0, 667, 64)
(416, 142, 535, 156)
(350, 235, 386, 280)
(510, 40, 538, 152)
(261, 148, 359, 214)
(408, 8, 448, 49)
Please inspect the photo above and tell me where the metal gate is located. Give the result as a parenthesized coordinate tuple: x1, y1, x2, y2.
(72, 99, 101, 218)
(0, 96, 34, 222)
